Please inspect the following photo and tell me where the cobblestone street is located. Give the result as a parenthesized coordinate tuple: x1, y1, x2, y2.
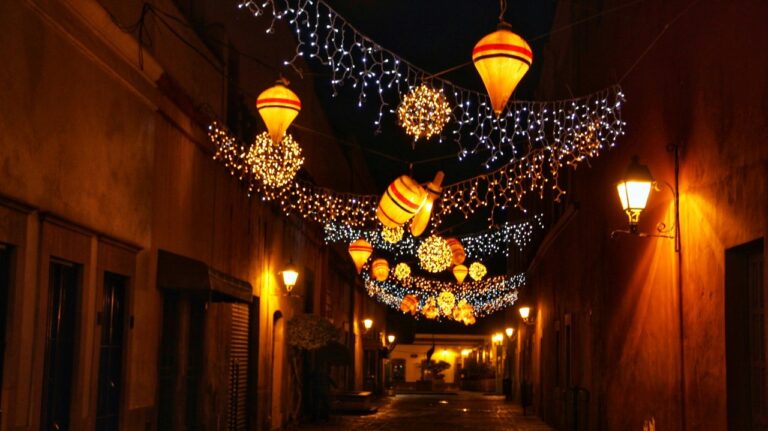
(296, 393, 555, 431)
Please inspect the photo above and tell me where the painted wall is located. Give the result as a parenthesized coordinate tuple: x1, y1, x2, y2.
(523, 0, 768, 430)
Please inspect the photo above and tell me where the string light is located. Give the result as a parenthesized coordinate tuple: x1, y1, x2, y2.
(417, 235, 453, 273)
(242, 132, 304, 191)
(469, 262, 487, 281)
(381, 225, 404, 243)
(397, 84, 452, 140)
(238, 0, 626, 168)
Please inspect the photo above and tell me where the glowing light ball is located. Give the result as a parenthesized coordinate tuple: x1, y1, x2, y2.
(437, 291, 456, 315)
(397, 84, 452, 140)
(394, 262, 411, 280)
(242, 132, 304, 189)
(417, 235, 453, 273)
(469, 261, 487, 281)
(381, 225, 404, 243)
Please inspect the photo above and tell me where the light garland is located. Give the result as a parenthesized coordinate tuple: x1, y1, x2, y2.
(242, 132, 304, 190)
(238, 0, 626, 168)
(381, 225, 404, 243)
(468, 262, 487, 281)
(417, 235, 453, 273)
(361, 269, 524, 319)
(397, 84, 452, 140)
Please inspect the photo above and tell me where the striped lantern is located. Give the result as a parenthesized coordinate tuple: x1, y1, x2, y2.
(410, 171, 444, 237)
(445, 237, 466, 265)
(371, 258, 390, 282)
(347, 238, 372, 273)
(400, 294, 419, 315)
(472, 24, 532, 116)
(256, 80, 302, 144)
(377, 175, 427, 228)
(453, 264, 468, 284)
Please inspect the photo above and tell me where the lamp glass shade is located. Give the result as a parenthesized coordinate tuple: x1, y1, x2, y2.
(282, 265, 299, 292)
(519, 306, 531, 320)
(363, 318, 373, 330)
(472, 27, 533, 116)
(616, 156, 654, 226)
(387, 334, 396, 344)
(256, 83, 301, 144)
(505, 327, 514, 338)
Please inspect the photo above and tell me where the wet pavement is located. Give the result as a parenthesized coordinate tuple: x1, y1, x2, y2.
(296, 392, 555, 431)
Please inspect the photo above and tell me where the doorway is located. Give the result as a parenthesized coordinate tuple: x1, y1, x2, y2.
(95, 272, 128, 431)
(41, 259, 80, 431)
(0, 246, 10, 398)
(270, 311, 285, 430)
(726, 238, 766, 430)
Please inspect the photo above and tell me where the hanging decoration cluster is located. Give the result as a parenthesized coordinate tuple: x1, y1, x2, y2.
(397, 84, 452, 140)
(238, 0, 625, 169)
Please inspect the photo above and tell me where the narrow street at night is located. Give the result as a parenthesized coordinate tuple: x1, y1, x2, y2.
(299, 393, 554, 431)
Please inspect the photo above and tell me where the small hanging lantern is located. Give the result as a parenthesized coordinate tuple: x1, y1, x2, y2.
(445, 237, 466, 265)
(348, 238, 372, 273)
(417, 235, 453, 273)
(469, 262, 487, 281)
(472, 24, 532, 116)
(256, 79, 302, 144)
(452, 264, 468, 284)
(377, 175, 427, 228)
(394, 262, 411, 280)
(410, 171, 444, 237)
(400, 294, 419, 315)
(371, 258, 390, 281)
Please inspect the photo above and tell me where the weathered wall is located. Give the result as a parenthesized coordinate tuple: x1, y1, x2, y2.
(525, 0, 768, 430)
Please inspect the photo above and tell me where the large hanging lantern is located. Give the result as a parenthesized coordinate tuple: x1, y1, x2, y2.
(452, 264, 468, 284)
(256, 80, 302, 144)
(410, 171, 444, 237)
(469, 261, 487, 281)
(371, 258, 390, 281)
(397, 84, 452, 140)
(242, 132, 304, 189)
(417, 235, 453, 273)
(377, 175, 427, 228)
(445, 237, 466, 265)
(348, 238, 373, 273)
(400, 294, 419, 315)
(472, 24, 532, 116)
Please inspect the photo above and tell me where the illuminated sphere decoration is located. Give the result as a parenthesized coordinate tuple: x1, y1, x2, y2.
(371, 258, 390, 282)
(381, 225, 404, 244)
(472, 24, 533, 116)
(348, 238, 373, 273)
(468, 261, 487, 281)
(397, 84, 452, 140)
(256, 81, 301, 145)
(417, 235, 453, 273)
(437, 291, 456, 315)
(400, 294, 419, 315)
(394, 262, 411, 280)
(452, 264, 468, 284)
(377, 175, 427, 228)
(242, 132, 304, 189)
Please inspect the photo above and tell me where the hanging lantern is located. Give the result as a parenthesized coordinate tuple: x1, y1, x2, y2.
(371, 258, 390, 281)
(453, 264, 468, 284)
(437, 291, 456, 315)
(381, 225, 404, 243)
(348, 238, 372, 273)
(422, 297, 439, 319)
(469, 262, 487, 281)
(410, 171, 444, 237)
(400, 294, 419, 315)
(417, 235, 453, 273)
(452, 305, 464, 321)
(377, 175, 427, 228)
(394, 262, 411, 280)
(397, 84, 452, 140)
(472, 24, 532, 116)
(445, 237, 466, 265)
(256, 79, 302, 144)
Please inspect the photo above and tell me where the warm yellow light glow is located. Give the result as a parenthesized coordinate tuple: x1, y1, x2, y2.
(348, 238, 373, 273)
(242, 132, 304, 190)
(437, 291, 456, 315)
(363, 318, 373, 330)
(381, 225, 404, 243)
(281, 264, 299, 293)
(616, 156, 654, 230)
(505, 327, 514, 338)
(397, 84, 452, 140)
(410, 171, 444, 237)
(377, 175, 427, 228)
(453, 264, 468, 284)
(461, 349, 472, 358)
(400, 294, 419, 315)
(519, 306, 531, 320)
(472, 25, 532, 116)
(387, 334, 396, 344)
(394, 262, 411, 280)
(492, 333, 504, 345)
(468, 261, 487, 281)
(256, 81, 301, 144)
(371, 258, 390, 282)
(417, 235, 453, 273)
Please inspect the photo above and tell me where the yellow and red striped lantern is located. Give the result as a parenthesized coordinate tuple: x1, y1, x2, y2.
(256, 81, 302, 144)
(445, 237, 466, 265)
(377, 175, 427, 228)
(453, 264, 468, 284)
(371, 258, 390, 281)
(348, 238, 372, 273)
(410, 171, 444, 237)
(472, 25, 532, 116)
(400, 294, 419, 315)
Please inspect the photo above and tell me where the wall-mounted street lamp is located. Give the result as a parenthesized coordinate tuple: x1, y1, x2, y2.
(281, 262, 299, 294)
(362, 318, 373, 332)
(387, 334, 396, 344)
(519, 306, 535, 325)
(505, 327, 514, 338)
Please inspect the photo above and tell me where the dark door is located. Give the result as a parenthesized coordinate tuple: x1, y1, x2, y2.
(392, 359, 405, 383)
(95, 273, 127, 430)
(0, 246, 10, 403)
(41, 260, 80, 431)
